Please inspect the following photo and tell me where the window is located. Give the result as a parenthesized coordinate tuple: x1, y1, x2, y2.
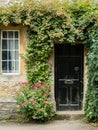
(1, 30, 20, 74)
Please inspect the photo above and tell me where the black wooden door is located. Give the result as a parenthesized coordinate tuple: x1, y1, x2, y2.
(55, 44, 84, 111)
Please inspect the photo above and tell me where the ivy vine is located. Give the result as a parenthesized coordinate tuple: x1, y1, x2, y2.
(1, 0, 98, 122)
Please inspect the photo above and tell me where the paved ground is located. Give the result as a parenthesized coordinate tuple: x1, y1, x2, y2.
(0, 120, 97, 130)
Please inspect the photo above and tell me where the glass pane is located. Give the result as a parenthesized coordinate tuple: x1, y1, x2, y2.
(15, 31, 18, 38)
(2, 40, 7, 49)
(2, 51, 7, 60)
(15, 61, 19, 72)
(8, 40, 14, 50)
(9, 61, 14, 71)
(8, 51, 14, 60)
(15, 51, 19, 60)
(3, 31, 7, 38)
(15, 40, 19, 49)
(8, 31, 13, 38)
(2, 61, 7, 72)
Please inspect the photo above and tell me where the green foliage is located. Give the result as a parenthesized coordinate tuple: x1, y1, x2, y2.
(26, 61, 51, 86)
(85, 88, 98, 122)
(16, 82, 55, 122)
(84, 23, 98, 122)
(2, 0, 98, 122)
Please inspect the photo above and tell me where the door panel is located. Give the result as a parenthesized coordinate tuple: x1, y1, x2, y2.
(55, 44, 84, 111)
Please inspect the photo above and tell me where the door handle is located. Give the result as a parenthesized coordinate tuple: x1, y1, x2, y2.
(64, 79, 74, 84)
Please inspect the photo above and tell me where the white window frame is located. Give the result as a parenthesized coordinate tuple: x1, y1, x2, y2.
(1, 30, 20, 75)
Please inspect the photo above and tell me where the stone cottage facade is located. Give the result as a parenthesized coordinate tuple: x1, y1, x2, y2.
(0, 0, 97, 119)
(0, 0, 28, 119)
(0, 24, 28, 119)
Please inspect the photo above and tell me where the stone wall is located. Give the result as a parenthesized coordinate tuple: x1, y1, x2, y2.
(0, 0, 9, 5)
(0, 0, 98, 6)
(0, 98, 19, 120)
(0, 78, 26, 119)
(0, 0, 20, 6)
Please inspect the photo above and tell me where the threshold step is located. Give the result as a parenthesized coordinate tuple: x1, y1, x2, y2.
(55, 111, 84, 120)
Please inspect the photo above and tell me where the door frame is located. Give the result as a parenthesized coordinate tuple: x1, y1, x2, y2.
(54, 44, 84, 111)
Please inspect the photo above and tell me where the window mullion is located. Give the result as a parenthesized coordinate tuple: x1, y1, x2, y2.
(13, 33, 15, 73)
(7, 32, 9, 73)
